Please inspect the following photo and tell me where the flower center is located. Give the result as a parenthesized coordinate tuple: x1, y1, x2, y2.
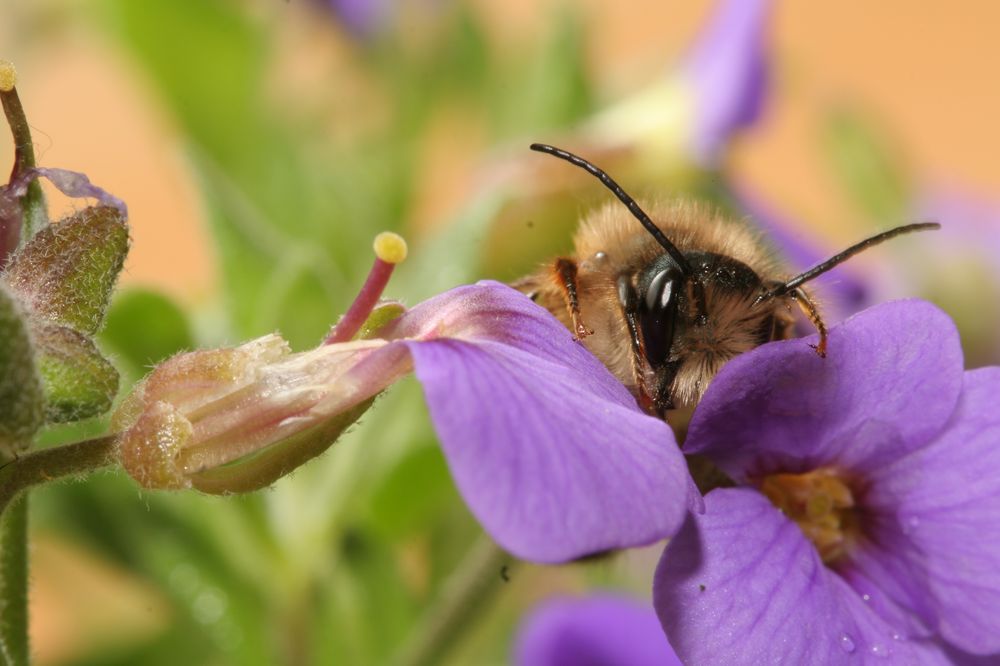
(759, 467, 858, 564)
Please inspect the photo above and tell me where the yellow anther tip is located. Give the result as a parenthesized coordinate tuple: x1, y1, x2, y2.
(0, 61, 16, 92)
(373, 231, 408, 264)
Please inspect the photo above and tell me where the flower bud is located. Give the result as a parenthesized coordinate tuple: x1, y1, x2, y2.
(114, 333, 407, 494)
(0, 283, 43, 455)
(4, 205, 129, 335)
(32, 323, 119, 423)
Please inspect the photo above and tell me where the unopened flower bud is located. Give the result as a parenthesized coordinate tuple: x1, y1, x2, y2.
(114, 333, 407, 494)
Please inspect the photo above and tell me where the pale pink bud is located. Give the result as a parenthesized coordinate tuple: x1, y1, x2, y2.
(114, 333, 409, 493)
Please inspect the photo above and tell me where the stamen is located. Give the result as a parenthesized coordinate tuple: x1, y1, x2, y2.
(760, 467, 858, 563)
(324, 232, 407, 345)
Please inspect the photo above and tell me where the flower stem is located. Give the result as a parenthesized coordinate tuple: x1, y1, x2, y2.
(0, 496, 28, 666)
(0, 61, 47, 255)
(0, 435, 118, 664)
(0, 435, 118, 518)
(391, 536, 513, 666)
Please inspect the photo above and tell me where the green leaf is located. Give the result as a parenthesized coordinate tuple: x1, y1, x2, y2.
(368, 444, 459, 540)
(100, 288, 194, 375)
(3, 206, 129, 334)
(33, 324, 119, 423)
(821, 108, 912, 224)
(0, 283, 43, 456)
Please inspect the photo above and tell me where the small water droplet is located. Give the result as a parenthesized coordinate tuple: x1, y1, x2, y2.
(901, 515, 921, 534)
(840, 634, 856, 653)
(871, 643, 890, 658)
(862, 593, 871, 602)
(891, 632, 902, 642)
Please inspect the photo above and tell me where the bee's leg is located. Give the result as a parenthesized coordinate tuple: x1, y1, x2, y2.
(552, 257, 592, 339)
(617, 274, 661, 414)
(790, 288, 828, 357)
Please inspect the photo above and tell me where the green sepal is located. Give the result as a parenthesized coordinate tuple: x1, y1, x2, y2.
(3, 205, 129, 334)
(0, 283, 44, 456)
(356, 301, 406, 340)
(32, 324, 119, 423)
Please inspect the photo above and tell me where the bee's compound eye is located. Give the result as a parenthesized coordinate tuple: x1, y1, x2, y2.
(640, 266, 684, 367)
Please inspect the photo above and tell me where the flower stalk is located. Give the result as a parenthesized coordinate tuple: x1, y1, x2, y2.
(0, 60, 46, 257)
(0, 496, 28, 666)
(0, 435, 119, 518)
(392, 537, 513, 666)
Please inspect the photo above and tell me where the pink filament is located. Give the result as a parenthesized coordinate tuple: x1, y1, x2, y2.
(324, 257, 395, 344)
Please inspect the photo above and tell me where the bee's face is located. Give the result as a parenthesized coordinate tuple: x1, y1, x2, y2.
(629, 251, 793, 411)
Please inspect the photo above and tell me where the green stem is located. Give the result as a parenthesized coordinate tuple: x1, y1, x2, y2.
(0, 435, 118, 518)
(391, 536, 514, 666)
(0, 496, 28, 666)
(1, 72, 48, 243)
(0, 435, 118, 664)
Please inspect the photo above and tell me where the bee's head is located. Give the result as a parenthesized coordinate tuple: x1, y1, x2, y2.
(529, 142, 940, 410)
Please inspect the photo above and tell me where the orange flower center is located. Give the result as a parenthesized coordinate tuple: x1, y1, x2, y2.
(759, 467, 858, 564)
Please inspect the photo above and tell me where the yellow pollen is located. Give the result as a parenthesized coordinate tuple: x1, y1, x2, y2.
(373, 231, 408, 264)
(760, 468, 857, 563)
(0, 61, 16, 92)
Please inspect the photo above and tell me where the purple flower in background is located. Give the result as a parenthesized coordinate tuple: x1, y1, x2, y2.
(584, 0, 771, 167)
(324, 0, 391, 37)
(653, 300, 1000, 663)
(514, 595, 681, 666)
(730, 182, 871, 321)
(908, 185, 1000, 366)
(678, 0, 770, 162)
(119, 233, 692, 562)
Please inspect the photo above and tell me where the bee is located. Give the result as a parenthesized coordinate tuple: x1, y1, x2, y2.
(515, 144, 937, 416)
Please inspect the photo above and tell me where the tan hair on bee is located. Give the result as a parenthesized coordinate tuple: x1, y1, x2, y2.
(514, 143, 938, 416)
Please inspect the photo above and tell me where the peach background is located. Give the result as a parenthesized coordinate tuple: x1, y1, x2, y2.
(3, 2, 998, 661)
(2, 1, 998, 305)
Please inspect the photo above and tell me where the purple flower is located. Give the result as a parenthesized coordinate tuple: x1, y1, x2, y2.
(118, 233, 691, 562)
(652, 300, 1000, 663)
(514, 595, 681, 666)
(377, 281, 692, 562)
(909, 185, 1000, 366)
(678, 0, 770, 162)
(324, 0, 391, 38)
(730, 182, 870, 321)
(583, 0, 771, 167)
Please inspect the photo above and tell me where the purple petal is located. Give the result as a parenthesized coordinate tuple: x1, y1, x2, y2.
(8, 167, 128, 217)
(914, 186, 1000, 262)
(653, 489, 951, 665)
(730, 182, 870, 319)
(856, 367, 1000, 655)
(680, 0, 771, 162)
(326, 0, 390, 37)
(389, 282, 689, 563)
(684, 300, 964, 479)
(514, 595, 681, 666)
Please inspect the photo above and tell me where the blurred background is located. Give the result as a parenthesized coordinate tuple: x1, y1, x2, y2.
(3, 0, 999, 664)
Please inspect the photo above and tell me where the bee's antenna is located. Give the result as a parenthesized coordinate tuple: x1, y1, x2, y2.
(529, 143, 694, 276)
(758, 222, 940, 302)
